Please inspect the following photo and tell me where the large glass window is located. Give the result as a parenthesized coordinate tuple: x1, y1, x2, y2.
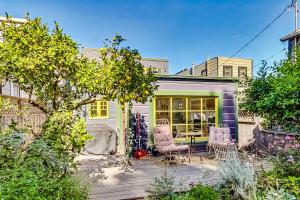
(155, 96, 218, 142)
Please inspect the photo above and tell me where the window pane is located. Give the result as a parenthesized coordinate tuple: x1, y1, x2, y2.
(90, 102, 98, 117)
(101, 109, 107, 117)
(156, 98, 170, 111)
(172, 125, 186, 137)
(202, 123, 210, 135)
(172, 112, 186, 124)
(172, 98, 186, 110)
(223, 66, 232, 77)
(156, 112, 170, 124)
(202, 111, 216, 124)
(188, 112, 201, 124)
(188, 124, 202, 132)
(203, 98, 215, 110)
(239, 67, 247, 78)
(189, 98, 201, 110)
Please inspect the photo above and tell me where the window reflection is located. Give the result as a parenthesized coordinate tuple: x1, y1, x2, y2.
(155, 97, 218, 142)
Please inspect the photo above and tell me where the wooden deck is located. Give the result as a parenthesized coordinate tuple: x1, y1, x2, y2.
(78, 155, 271, 200)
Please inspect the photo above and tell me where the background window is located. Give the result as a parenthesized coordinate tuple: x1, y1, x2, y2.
(89, 101, 109, 118)
(223, 66, 233, 77)
(238, 67, 247, 79)
(201, 69, 207, 76)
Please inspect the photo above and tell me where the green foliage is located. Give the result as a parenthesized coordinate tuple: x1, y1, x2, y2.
(0, 166, 89, 200)
(0, 16, 157, 115)
(219, 159, 257, 200)
(264, 188, 296, 200)
(152, 184, 220, 200)
(100, 35, 158, 110)
(240, 50, 300, 131)
(147, 170, 176, 200)
(258, 138, 300, 198)
(0, 131, 89, 199)
(42, 110, 93, 155)
(187, 184, 220, 200)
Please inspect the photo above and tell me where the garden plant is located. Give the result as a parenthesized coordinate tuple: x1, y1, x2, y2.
(0, 15, 157, 199)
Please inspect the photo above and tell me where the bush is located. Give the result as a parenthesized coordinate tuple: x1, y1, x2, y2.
(264, 188, 296, 200)
(188, 184, 220, 200)
(0, 166, 89, 200)
(219, 159, 257, 200)
(158, 184, 220, 200)
(147, 170, 177, 200)
(258, 136, 300, 198)
(241, 51, 300, 132)
(0, 131, 89, 200)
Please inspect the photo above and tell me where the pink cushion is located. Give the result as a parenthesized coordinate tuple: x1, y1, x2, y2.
(154, 125, 189, 153)
(209, 127, 233, 145)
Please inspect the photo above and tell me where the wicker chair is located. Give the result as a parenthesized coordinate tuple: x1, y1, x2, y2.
(154, 124, 190, 165)
(208, 125, 238, 160)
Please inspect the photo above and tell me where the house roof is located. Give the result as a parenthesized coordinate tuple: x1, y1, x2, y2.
(156, 74, 238, 82)
(142, 58, 168, 62)
(0, 16, 27, 24)
(280, 29, 300, 42)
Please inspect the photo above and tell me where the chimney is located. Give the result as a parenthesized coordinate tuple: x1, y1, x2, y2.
(191, 61, 195, 75)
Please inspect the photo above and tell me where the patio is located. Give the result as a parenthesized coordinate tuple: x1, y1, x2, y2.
(78, 154, 272, 200)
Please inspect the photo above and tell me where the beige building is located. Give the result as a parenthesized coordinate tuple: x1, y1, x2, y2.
(0, 17, 27, 98)
(177, 56, 253, 79)
(83, 48, 169, 74)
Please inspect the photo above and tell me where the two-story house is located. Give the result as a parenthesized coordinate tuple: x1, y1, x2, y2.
(176, 56, 253, 80)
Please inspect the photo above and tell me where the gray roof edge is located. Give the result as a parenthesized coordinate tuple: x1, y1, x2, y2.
(156, 74, 238, 82)
(280, 30, 300, 42)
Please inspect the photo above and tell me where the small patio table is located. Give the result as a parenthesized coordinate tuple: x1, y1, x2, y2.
(180, 132, 204, 147)
(180, 132, 204, 161)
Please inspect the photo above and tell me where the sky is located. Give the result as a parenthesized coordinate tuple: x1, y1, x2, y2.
(0, 0, 296, 74)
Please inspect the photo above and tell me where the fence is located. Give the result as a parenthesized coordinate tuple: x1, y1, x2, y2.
(238, 109, 260, 148)
(0, 95, 46, 134)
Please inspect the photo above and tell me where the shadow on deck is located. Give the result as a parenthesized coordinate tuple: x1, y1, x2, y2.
(77, 154, 271, 200)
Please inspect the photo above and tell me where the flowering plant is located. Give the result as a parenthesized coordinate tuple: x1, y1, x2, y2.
(258, 134, 300, 198)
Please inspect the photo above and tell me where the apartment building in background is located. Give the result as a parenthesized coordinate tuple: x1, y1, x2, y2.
(82, 48, 169, 75)
(176, 56, 253, 80)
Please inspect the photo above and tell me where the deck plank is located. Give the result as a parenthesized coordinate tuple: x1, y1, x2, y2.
(79, 156, 271, 200)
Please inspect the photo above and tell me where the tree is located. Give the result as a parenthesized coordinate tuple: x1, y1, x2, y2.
(0, 16, 157, 116)
(0, 16, 158, 155)
(240, 51, 300, 132)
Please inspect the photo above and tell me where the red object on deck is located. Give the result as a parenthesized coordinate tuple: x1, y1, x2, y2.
(134, 149, 147, 159)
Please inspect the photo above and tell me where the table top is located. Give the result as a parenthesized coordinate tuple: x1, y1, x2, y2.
(180, 132, 204, 137)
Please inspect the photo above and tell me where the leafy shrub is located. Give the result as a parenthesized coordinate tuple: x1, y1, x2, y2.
(158, 184, 220, 200)
(258, 135, 300, 198)
(240, 50, 300, 132)
(0, 131, 89, 199)
(0, 165, 89, 200)
(219, 159, 257, 200)
(147, 170, 177, 199)
(264, 188, 296, 200)
(42, 110, 93, 155)
(187, 184, 220, 200)
(267, 135, 300, 176)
